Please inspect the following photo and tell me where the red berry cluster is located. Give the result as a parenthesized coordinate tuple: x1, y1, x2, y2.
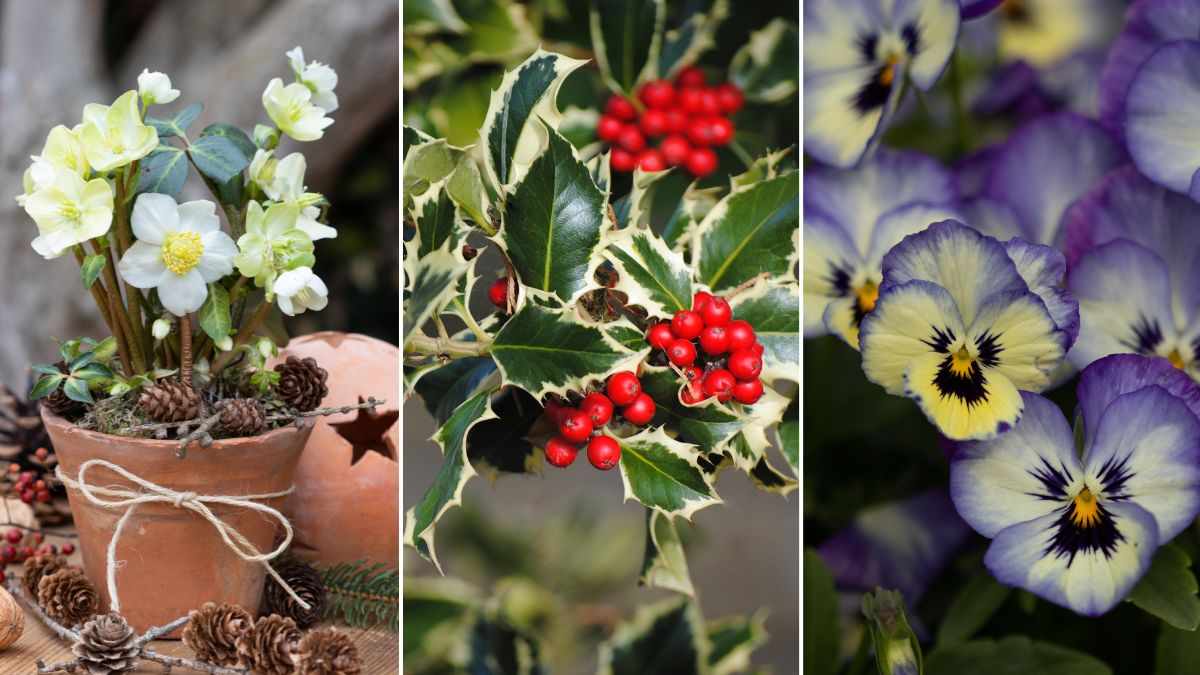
(0, 525, 72, 573)
(596, 66, 744, 178)
(6, 457, 52, 505)
(542, 370, 655, 471)
(646, 292, 765, 405)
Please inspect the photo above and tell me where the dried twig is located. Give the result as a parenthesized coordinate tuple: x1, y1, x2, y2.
(265, 396, 387, 423)
(132, 614, 190, 648)
(174, 409, 225, 459)
(35, 659, 78, 674)
(141, 648, 248, 674)
(4, 577, 79, 642)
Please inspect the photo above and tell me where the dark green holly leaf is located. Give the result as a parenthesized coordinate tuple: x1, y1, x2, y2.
(403, 244, 468, 341)
(730, 278, 799, 384)
(188, 133, 251, 184)
(136, 146, 188, 197)
(926, 636, 1111, 675)
(415, 357, 499, 426)
(640, 367, 745, 451)
(729, 19, 798, 104)
(617, 427, 719, 519)
(146, 102, 202, 139)
(657, 0, 728, 79)
(598, 598, 708, 675)
(605, 225, 694, 318)
(707, 609, 767, 675)
(776, 394, 798, 478)
(693, 170, 798, 292)
(414, 183, 466, 258)
(466, 387, 542, 477)
(1128, 543, 1200, 630)
(589, 0, 664, 94)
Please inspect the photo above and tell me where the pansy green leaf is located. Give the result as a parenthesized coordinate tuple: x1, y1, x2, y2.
(617, 426, 720, 520)
(804, 550, 839, 675)
(707, 609, 768, 675)
(598, 598, 709, 675)
(479, 49, 587, 189)
(640, 367, 745, 451)
(692, 170, 798, 291)
(188, 133, 251, 184)
(1156, 624, 1200, 675)
(639, 509, 694, 596)
(496, 126, 607, 303)
(136, 146, 188, 197)
(589, 0, 665, 95)
(80, 254, 106, 290)
(729, 19, 799, 104)
(730, 278, 800, 383)
(604, 226, 695, 317)
(404, 0, 468, 35)
(403, 389, 497, 572)
(146, 102, 202, 139)
(936, 574, 1012, 648)
(1128, 543, 1200, 631)
(926, 636, 1111, 675)
(198, 283, 232, 342)
(657, 0, 729, 79)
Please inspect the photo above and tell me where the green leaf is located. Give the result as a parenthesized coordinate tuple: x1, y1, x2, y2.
(926, 637, 1111, 675)
(445, 0, 538, 63)
(617, 427, 720, 519)
(146, 102, 202, 139)
(188, 133, 251, 183)
(480, 49, 587, 189)
(28, 374, 64, 401)
(403, 576, 477, 661)
(405, 0, 468, 35)
(747, 451, 797, 496)
(72, 363, 113, 381)
(80, 254, 106, 290)
(623, 166, 675, 230)
(31, 363, 62, 377)
(403, 243, 470, 341)
(200, 124, 256, 161)
(497, 125, 606, 303)
(413, 182, 467, 258)
(604, 226, 695, 318)
(662, 182, 723, 252)
(403, 124, 437, 159)
(62, 377, 94, 404)
(640, 367, 745, 451)
(404, 139, 464, 206)
(692, 170, 798, 292)
(490, 292, 643, 400)
(589, 0, 665, 94)
(198, 284, 232, 342)
(414, 357, 499, 426)
(729, 19, 799, 104)
(598, 598, 709, 675)
(1128, 543, 1200, 630)
(935, 574, 1012, 648)
(730, 277, 800, 383)
(639, 509, 694, 596)
(804, 550, 839, 675)
(776, 394, 798, 476)
(657, 0, 729, 79)
(403, 389, 497, 571)
(136, 146, 188, 197)
(447, 154, 491, 229)
(708, 609, 768, 675)
(466, 388, 542, 477)
(1157, 624, 1200, 675)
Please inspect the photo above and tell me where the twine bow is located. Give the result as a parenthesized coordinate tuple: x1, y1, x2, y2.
(55, 459, 311, 613)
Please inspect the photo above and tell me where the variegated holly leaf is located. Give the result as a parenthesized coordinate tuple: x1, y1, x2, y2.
(708, 610, 769, 675)
(403, 38, 463, 92)
(404, 389, 498, 572)
(480, 49, 587, 189)
(692, 170, 798, 292)
(496, 125, 607, 303)
(403, 124, 437, 158)
(729, 19, 799, 104)
(414, 356, 499, 425)
(626, 167, 676, 230)
(662, 182, 723, 252)
(587, 149, 612, 196)
(618, 426, 721, 519)
(467, 387, 543, 478)
(729, 146, 794, 191)
(657, 0, 729, 79)
(403, 240, 468, 342)
(404, 577, 480, 670)
(412, 180, 468, 258)
(730, 278, 799, 384)
(777, 394, 798, 476)
(607, 318, 648, 351)
(748, 450, 798, 496)
(404, 139, 464, 206)
(641, 367, 746, 451)
(605, 226, 696, 317)
(590, 0, 665, 95)
(447, 151, 492, 230)
(490, 293, 645, 399)
(405, 0, 468, 35)
(639, 509, 694, 596)
(445, 0, 538, 64)
(598, 598, 710, 675)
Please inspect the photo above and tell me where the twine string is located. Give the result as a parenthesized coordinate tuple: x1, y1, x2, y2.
(55, 459, 311, 613)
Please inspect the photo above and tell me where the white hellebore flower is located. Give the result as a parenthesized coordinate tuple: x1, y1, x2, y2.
(259, 152, 336, 240)
(248, 149, 277, 189)
(117, 193, 238, 316)
(262, 78, 334, 142)
(137, 69, 180, 105)
(22, 167, 114, 259)
(151, 318, 171, 341)
(287, 46, 338, 113)
(274, 266, 328, 316)
(16, 125, 88, 206)
(78, 91, 159, 172)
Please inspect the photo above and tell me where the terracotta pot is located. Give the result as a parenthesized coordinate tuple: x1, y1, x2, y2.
(270, 332, 398, 568)
(43, 410, 312, 635)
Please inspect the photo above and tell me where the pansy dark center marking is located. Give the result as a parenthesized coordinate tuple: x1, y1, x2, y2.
(1047, 491, 1124, 564)
(1027, 457, 1073, 501)
(1000, 0, 1032, 24)
(826, 261, 853, 296)
(1094, 453, 1134, 500)
(932, 347, 988, 407)
(1121, 314, 1164, 355)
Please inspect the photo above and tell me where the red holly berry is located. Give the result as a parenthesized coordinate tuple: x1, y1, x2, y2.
(612, 148, 638, 172)
(660, 135, 691, 166)
(686, 148, 718, 177)
(715, 83, 744, 114)
(699, 325, 730, 355)
(545, 437, 579, 468)
(597, 115, 625, 142)
(638, 80, 676, 109)
(605, 95, 638, 121)
(581, 392, 615, 426)
(607, 371, 642, 407)
(681, 386, 706, 404)
(749, 342, 765, 356)
(708, 117, 734, 146)
(587, 435, 622, 470)
(19, 489, 32, 504)
(623, 393, 656, 425)
(640, 108, 670, 137)
(682, 365, 702, 382)
(732, 378, 764, 404)
(638, 149, 668, 172)
(617, 126, 646, 152)
(646, 322, 675, 351)
(488, 277, 509, 309)
(19, 472, 33, 484)
(692, 291, 713, 313)
(676, 66, 706, 89)
(19, 546, 33, 560)
(4, 530, 19, 545)
(667, 339, 697, 366)
(0, 545, 14, 563)
(698, 88, 722, 116)
(728, 349, 763, 380)
(39, 545, 55, 556)
(664, 108, 689, 135)
(678, 87, 705, 115)
(686, 117, 716, 147)
(544, 399, 567, 425)
(671, 310, 704, 340)
(559, 409, 594, 443)
(726, 320, 756, 351)
(702, 369, 736, 402)
(62, 543, 75, 555)
(701, 296, 731, 327)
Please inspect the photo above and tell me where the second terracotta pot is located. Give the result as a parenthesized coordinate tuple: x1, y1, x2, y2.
(43, 410, 312, 635)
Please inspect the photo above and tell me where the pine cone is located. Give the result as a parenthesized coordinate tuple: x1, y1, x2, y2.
(296, 628, 361, 675)
(219, 399, 266, 437)
(261, 556, 326, 629)
(274, 357, 328, 412)
(37, 567, 98, 628)
(182, 602, 254, 667)
(237, 614, 302, 675)
(22, 554, 66, 601)
(137, 379, 201, 422)
(72, 611, 139, 674)
(43, 362, 84, 418)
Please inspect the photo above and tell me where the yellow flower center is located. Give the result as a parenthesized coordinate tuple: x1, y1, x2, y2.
(855, 281, 879, 314)
(1071, 487, 1100, 528)
(949, 345, 974, 377)
(1169, 349, 1186, 370)
(879, 55, 900, 87)
(58, 202, 81, 221)
(161, 231, 204, 276)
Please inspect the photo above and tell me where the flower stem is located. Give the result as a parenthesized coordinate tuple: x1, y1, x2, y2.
(180, 313, 193, 387)
(76, 246, 132, 375)
(92, 239, 145, 373)
(112, 172, 148, 362)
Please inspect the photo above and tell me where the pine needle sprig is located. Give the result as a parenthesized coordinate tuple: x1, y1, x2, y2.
(320, 560, 398, 631)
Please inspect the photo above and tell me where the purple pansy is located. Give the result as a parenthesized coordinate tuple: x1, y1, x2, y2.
(1123, 39, 1200, 198)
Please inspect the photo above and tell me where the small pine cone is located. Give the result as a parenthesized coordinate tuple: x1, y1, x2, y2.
(72, 611, 139, 675)
(261, 556, 326, 629)
(37, 567, 98, 628)
(44, 362, 83, 418)
(274, 357, 328, 412)
(296, 628, 362, 675)
(22, 554, 67, 601)
(182, 602, 254, 667)
(219, 399, 266, 437)
(237, 614, 303, 675)
(137, 379, 201, 422)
